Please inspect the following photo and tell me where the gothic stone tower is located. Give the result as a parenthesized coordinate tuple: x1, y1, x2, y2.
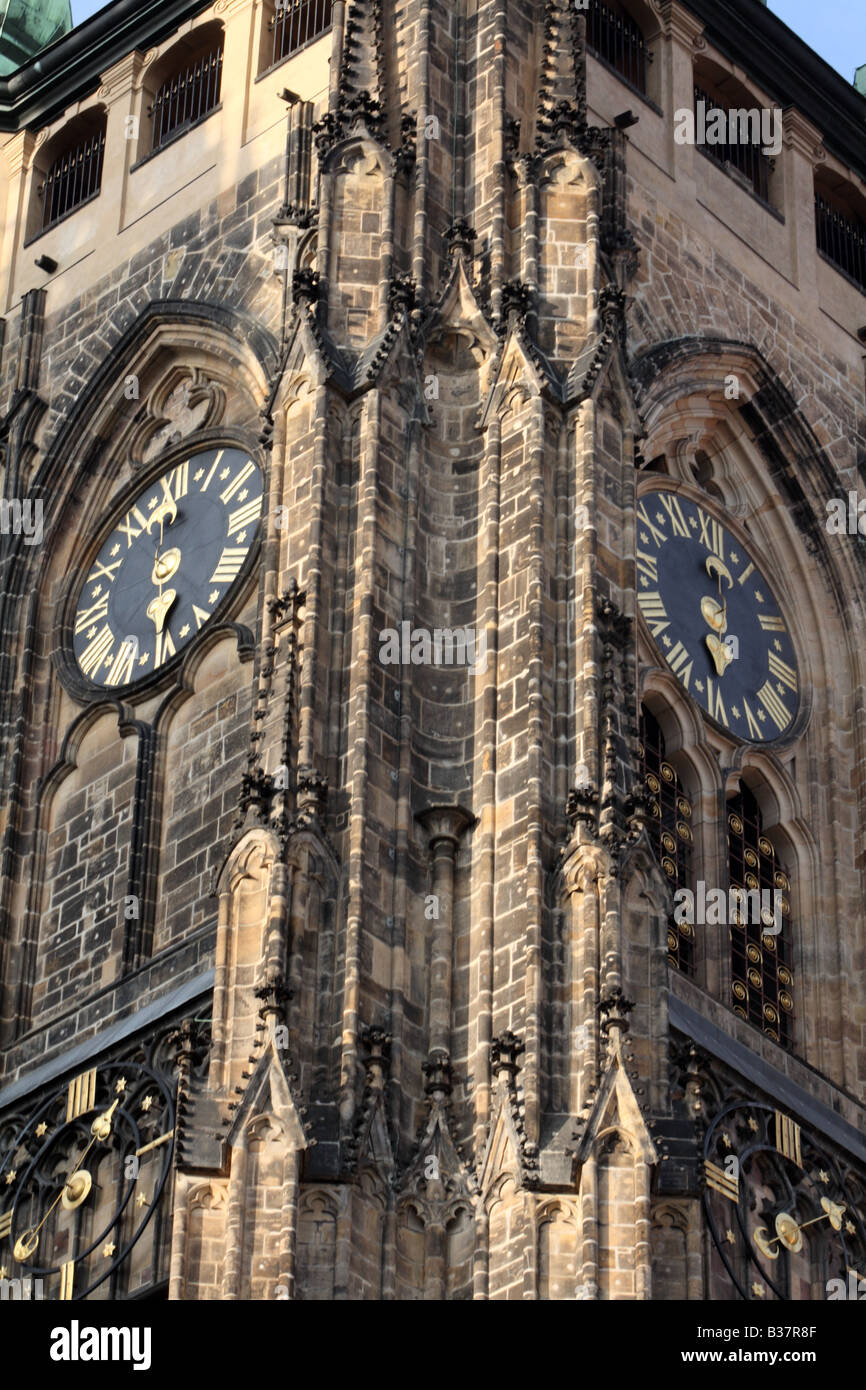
(1, 0, 866, 1302)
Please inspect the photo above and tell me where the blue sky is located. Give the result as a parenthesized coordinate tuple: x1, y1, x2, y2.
(68, 0, 862, 84)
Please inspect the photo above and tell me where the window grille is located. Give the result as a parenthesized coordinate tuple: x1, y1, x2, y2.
(151, 44, 223, 153)
(270, 0, 332, 67)
(40, 128, 105, 232)
(639, 707, 695, 975)
(693, 85, 774, 204)
(727, 787, 794, 1047)
(815, 192, 866, 291)
(586, 0, 648, 95)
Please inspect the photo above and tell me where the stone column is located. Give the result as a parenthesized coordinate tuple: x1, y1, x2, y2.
(416, 805, 474, 1059)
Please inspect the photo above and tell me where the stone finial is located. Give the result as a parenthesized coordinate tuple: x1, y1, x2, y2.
(491, 1031, 524, 1082)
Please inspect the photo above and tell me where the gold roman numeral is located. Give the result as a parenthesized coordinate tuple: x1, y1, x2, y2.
(758, 613, 786, 632)
(168, 461, 189, 499)
(117, 506, 147, 548)
(767, 651, 797, 691)
(154, 627, 176, 668)
(198, 449, 224, 493)
(227, 497, 262, 535)
(105, 637, 138, 687)
(659, 492, 690, 538)
(0, 1210, 12, 1240)
(210, 548, 248, 584)
(79, 626, 115, 678)
(738, 562, 756, 587)
(66, 1068, 97, 1122)
(636, 501, 667, 548)
(220, 461, 256, 505)
(697, 508, 725, 561)
(638, 590, 669, 638)
(636, 550, 658, 584)
(742, 699, 763, 740)
(667, 640, 693, 689)
(775, 1112, 801, 1166)
(74, 597, 110, 635)
(192, 604, 211, 630)
(705, 1159, 739, 1202)
(758, 680, 791, 731)
(59, 1262, 75, 1299)
(705, 677, 729, 728)
(86, 557, 123, 586)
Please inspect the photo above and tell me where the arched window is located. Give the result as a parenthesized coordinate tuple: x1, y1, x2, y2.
(727, 786, 794, 1048)
(31, 111, 106, 238)
(814, 173, 866, 292)
(638, 706, 695, 975)
(148, 28, 224, 154)
(586, 0, 649, 96)
(692, 70, 775, 206)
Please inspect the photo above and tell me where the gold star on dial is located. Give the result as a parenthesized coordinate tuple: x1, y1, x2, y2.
(110, 543, 120, 557)
(194, 469, 204, 481)
(725, 1229, 735, 1245)
(35, 1122, 47, 1137)
(818, 1170, 830, 1184)
(5, 1170, 16, 1185)
(141, 1096, 153, 1113)
(102, 1242, 116, 1258)
(747, 1117, 759, 1132)
(138, 653, 150, 665)
(209, 590, 219, 605)
(751, 1282, 765, 1298)
(179, 624, 190, 638)
(721, 1132, 732, 1149)
(846, 1220, 856, 1235)
(219, 468, 230, 480)
(136, 1191, 148, 1208)
(115, 1077, 127, 1094)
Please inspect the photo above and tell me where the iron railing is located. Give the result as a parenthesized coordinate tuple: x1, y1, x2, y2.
(151, 45, 223, 153)
(586, 0, 648, 95)
(693, 86, 773, 204)
(40, 128, 105, 232)
(815, 193, 866, 291)
(270, 0, 332, 67)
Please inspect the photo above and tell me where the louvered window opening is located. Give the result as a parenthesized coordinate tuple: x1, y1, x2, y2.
(151, 46, 223, 153)
(693, 86, 773, 204)
(270, 0, 332, 66)
(40, 129, 105, 232)
(639, 708, 695, 976)
(727, 788, 794, 1048)
(586, 0, 648, 95)
(815, 193, 866, 291)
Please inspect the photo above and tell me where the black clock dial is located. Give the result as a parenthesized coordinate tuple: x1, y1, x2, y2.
(703, 1101, 866, 1301)
(0, 1061, 174, 1300)
(636, 489, 799, 742)
(72, 447, 263, 688)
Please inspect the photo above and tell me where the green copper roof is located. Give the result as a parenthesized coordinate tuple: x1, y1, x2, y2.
(0, 0, 72, 77)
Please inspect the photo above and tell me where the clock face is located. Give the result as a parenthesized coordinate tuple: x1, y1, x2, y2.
(636, 489, 799, 742)
(72, 447, 264, 688)
(703, 1100, 866, 1301)
(0, 1061, 174, 1300)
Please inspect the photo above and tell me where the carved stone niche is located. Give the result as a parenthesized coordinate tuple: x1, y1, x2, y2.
(132, 367, 228, 466)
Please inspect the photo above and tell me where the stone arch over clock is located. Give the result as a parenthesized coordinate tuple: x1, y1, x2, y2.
(0, 303, 276, 1042)
(632, 340, 866, 1088)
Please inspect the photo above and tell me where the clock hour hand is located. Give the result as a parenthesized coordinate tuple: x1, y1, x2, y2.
(11, 1101, 118, 1261)
(701, 556, 734, 677)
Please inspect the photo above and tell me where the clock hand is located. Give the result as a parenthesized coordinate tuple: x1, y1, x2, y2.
(12, 1100, 119, 1261)
(701, 557, 735, 677)
(753, 1197, 847, 1260)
